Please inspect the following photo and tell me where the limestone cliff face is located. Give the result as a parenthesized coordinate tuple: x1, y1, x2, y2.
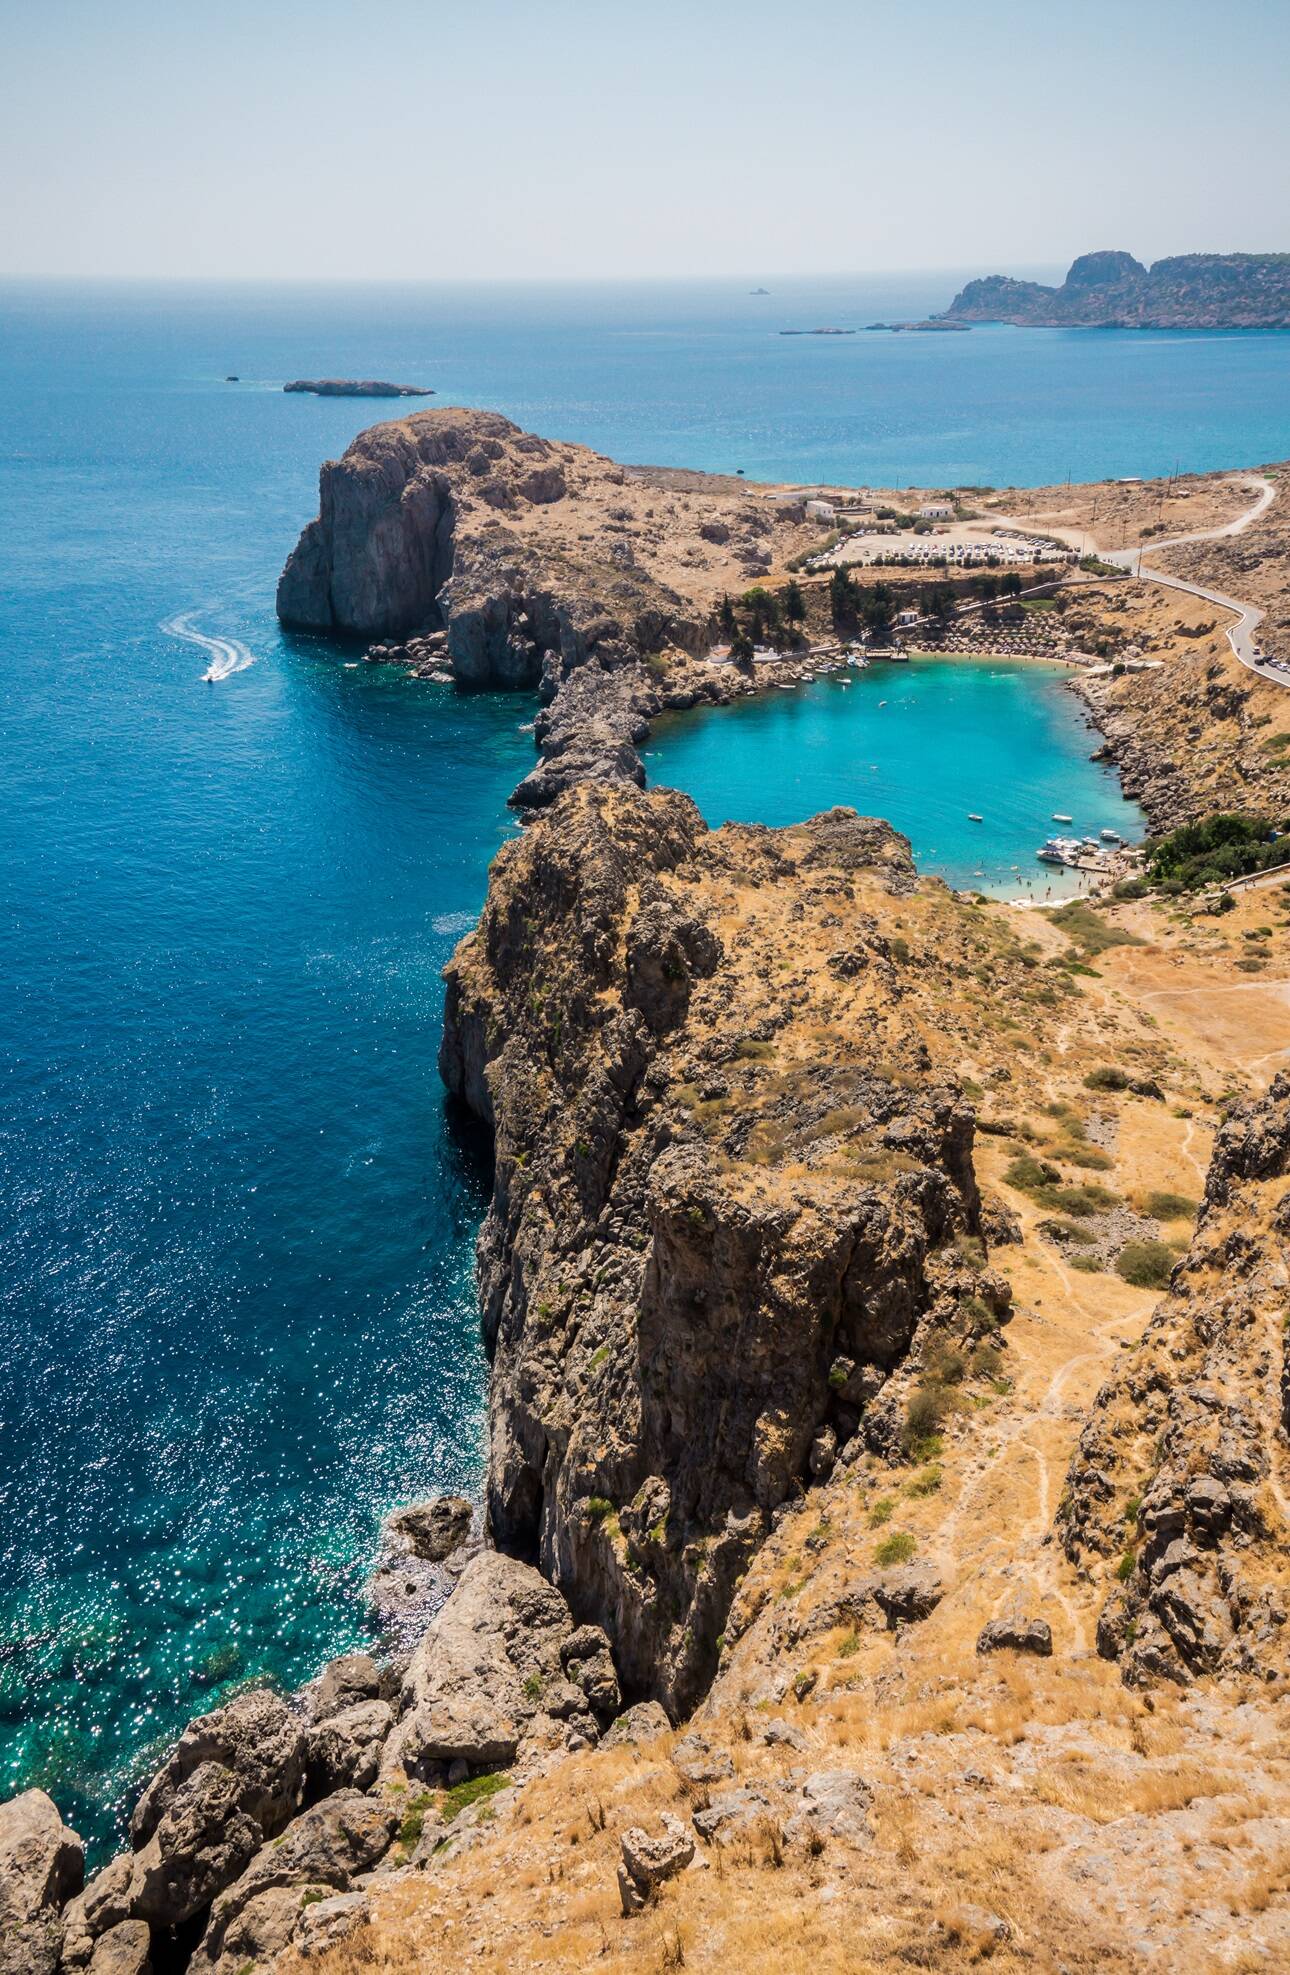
(275, 408, 707, 690)
(440, 783, 986, 1715)
(1062, 1074, 1290, 1684)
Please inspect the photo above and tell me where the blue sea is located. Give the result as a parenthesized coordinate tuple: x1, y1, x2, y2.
(3, 274, 1289, 1857)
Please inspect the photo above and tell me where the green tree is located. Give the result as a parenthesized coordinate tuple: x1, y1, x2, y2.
(783, 578, 806, 624)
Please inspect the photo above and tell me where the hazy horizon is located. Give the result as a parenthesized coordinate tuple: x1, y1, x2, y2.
(2, 0, 1287, 283)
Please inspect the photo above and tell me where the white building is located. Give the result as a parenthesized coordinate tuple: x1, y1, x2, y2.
(919, 500, 953, 520)
(805, 499, 837, 522)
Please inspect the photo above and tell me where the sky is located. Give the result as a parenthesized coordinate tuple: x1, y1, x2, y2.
(1, 0, 1288, 281)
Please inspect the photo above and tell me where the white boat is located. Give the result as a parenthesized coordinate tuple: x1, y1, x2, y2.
(1037, 835, 1083, 866)
(968, 813, 983, 822)
(1052, 812, 1074, 824)
(1100, 828, 1122, 842)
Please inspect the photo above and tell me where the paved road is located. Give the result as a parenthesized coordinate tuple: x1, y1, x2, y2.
(1102, 476, 1285, 689)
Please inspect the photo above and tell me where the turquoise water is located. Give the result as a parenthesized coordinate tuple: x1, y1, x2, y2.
(0, 276, 1282, 1858)
(649, 659, 1143, 899)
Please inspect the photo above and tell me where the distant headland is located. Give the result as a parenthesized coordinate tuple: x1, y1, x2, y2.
(940, 250, 1290, 329)
(283, 379, 435, 398)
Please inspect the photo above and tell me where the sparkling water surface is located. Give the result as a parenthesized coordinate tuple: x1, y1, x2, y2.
(1, 275, 1284, 1856)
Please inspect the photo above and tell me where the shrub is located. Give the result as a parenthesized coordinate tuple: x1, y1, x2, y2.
(1085, 1066, 1130, 1092)
(1115, 1240, 1177, 1289)
(903, 1383, 948, 1452)
(874, 1530, 917, 1566)
(1145, 812, 1290, 891)
(1005, 1152, 1061, 1192)
(586, 1496, 614, 1522)
(1041, 1181, 1119, 1217)
(1050, 902, 1142, 958)
(1142, 1190, 1197, 1222)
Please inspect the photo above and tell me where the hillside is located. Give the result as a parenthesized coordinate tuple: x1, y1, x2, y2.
(943, 252, 1290, 329)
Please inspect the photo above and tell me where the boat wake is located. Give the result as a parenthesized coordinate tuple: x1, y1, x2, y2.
(162, 611, 256, 682)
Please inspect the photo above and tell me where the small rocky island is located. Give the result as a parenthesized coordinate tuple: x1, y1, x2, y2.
(941, 249, 1290, 329)
(283, 379, 435, 398)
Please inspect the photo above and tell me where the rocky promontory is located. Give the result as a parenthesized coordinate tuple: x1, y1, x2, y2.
(275, 405, 834, 803)
(943, 250, 1290, 329)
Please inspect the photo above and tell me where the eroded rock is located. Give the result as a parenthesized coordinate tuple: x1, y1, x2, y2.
(0, 1788, 84, 1975)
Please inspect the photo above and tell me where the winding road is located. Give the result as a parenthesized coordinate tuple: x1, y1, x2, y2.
(1103, 475, 1283, 688)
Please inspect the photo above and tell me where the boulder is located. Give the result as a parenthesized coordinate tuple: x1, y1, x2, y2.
(60, 1852, 135, 1969)
(692, 1786, 775, 1843)
(382, 1495, 473, 1562)
(600, 1701, 671, 1750)
(559, 1624, 621, 1716)
(871, 1563, 944, 1627)
(304, 1698, 393, 1796)
(670, 1734, 734, 1786)
(618, 1814, 695, 1914)
(380, 1550, 601, 1784)
(786, 1770, 872, 1844)
(976, 1617, 1053, 1658)
(87, 1921, 152, 1975)
(129, 1687, 305, 1848)
(128, 1763, 262, 1927)
(188, 1792, 396, 1973)
(307, 1653, 382, 1722)
(295, 1889, 371, 1958)
(0, 1789, 84, 1975)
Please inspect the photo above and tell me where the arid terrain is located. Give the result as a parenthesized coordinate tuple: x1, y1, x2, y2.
(8, 423, 1290, 1975)
(285, 827, 1290, 1975)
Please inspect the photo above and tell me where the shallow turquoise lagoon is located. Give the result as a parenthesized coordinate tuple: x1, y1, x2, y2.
(649, 659, 1144, 898)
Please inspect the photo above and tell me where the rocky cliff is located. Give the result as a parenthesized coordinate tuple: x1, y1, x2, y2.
(943, 251, 1290, 329)
(440, 781, 992, 1715)
(275, 408, 841, 804)
(1061, 1074, 1290, 1684)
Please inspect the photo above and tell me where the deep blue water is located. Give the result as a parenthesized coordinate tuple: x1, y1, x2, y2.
(2, 276, 1287, 1857)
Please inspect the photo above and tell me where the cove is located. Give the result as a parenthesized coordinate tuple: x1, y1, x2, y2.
(646, 658, 1145, 899)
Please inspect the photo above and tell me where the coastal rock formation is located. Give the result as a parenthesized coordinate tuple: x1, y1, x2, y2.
(1061, 1074, 1290, 1684)
(943, 251, 1290, 329)
(275, 408, 709, 666)
(0, 1789, 83, 1975)
(440, 781, 986, 1714)
(380, 1550, 616, 1784)
(276, 408, 837, 804)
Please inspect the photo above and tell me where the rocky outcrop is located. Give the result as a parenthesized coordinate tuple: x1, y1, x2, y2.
(440, 781, 984, 1715)
(275, 408, 704, 671)
(283, 380, 434, 398)
(187, 1793, 396, 1974)
(0, 1789, 83, 1975)
(1061, 1074, 1290, 1684)
(943, 251, 1290, 329)
(275, 408, 840, 808)
(380, 1550, 617, 1784)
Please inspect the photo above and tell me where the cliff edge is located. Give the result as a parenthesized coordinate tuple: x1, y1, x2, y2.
(440, 781, 994, 1715)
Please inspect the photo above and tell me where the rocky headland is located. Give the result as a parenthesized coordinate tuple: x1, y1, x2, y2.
(275, 406, 837, 806)
(943, 250, 1290, 330)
